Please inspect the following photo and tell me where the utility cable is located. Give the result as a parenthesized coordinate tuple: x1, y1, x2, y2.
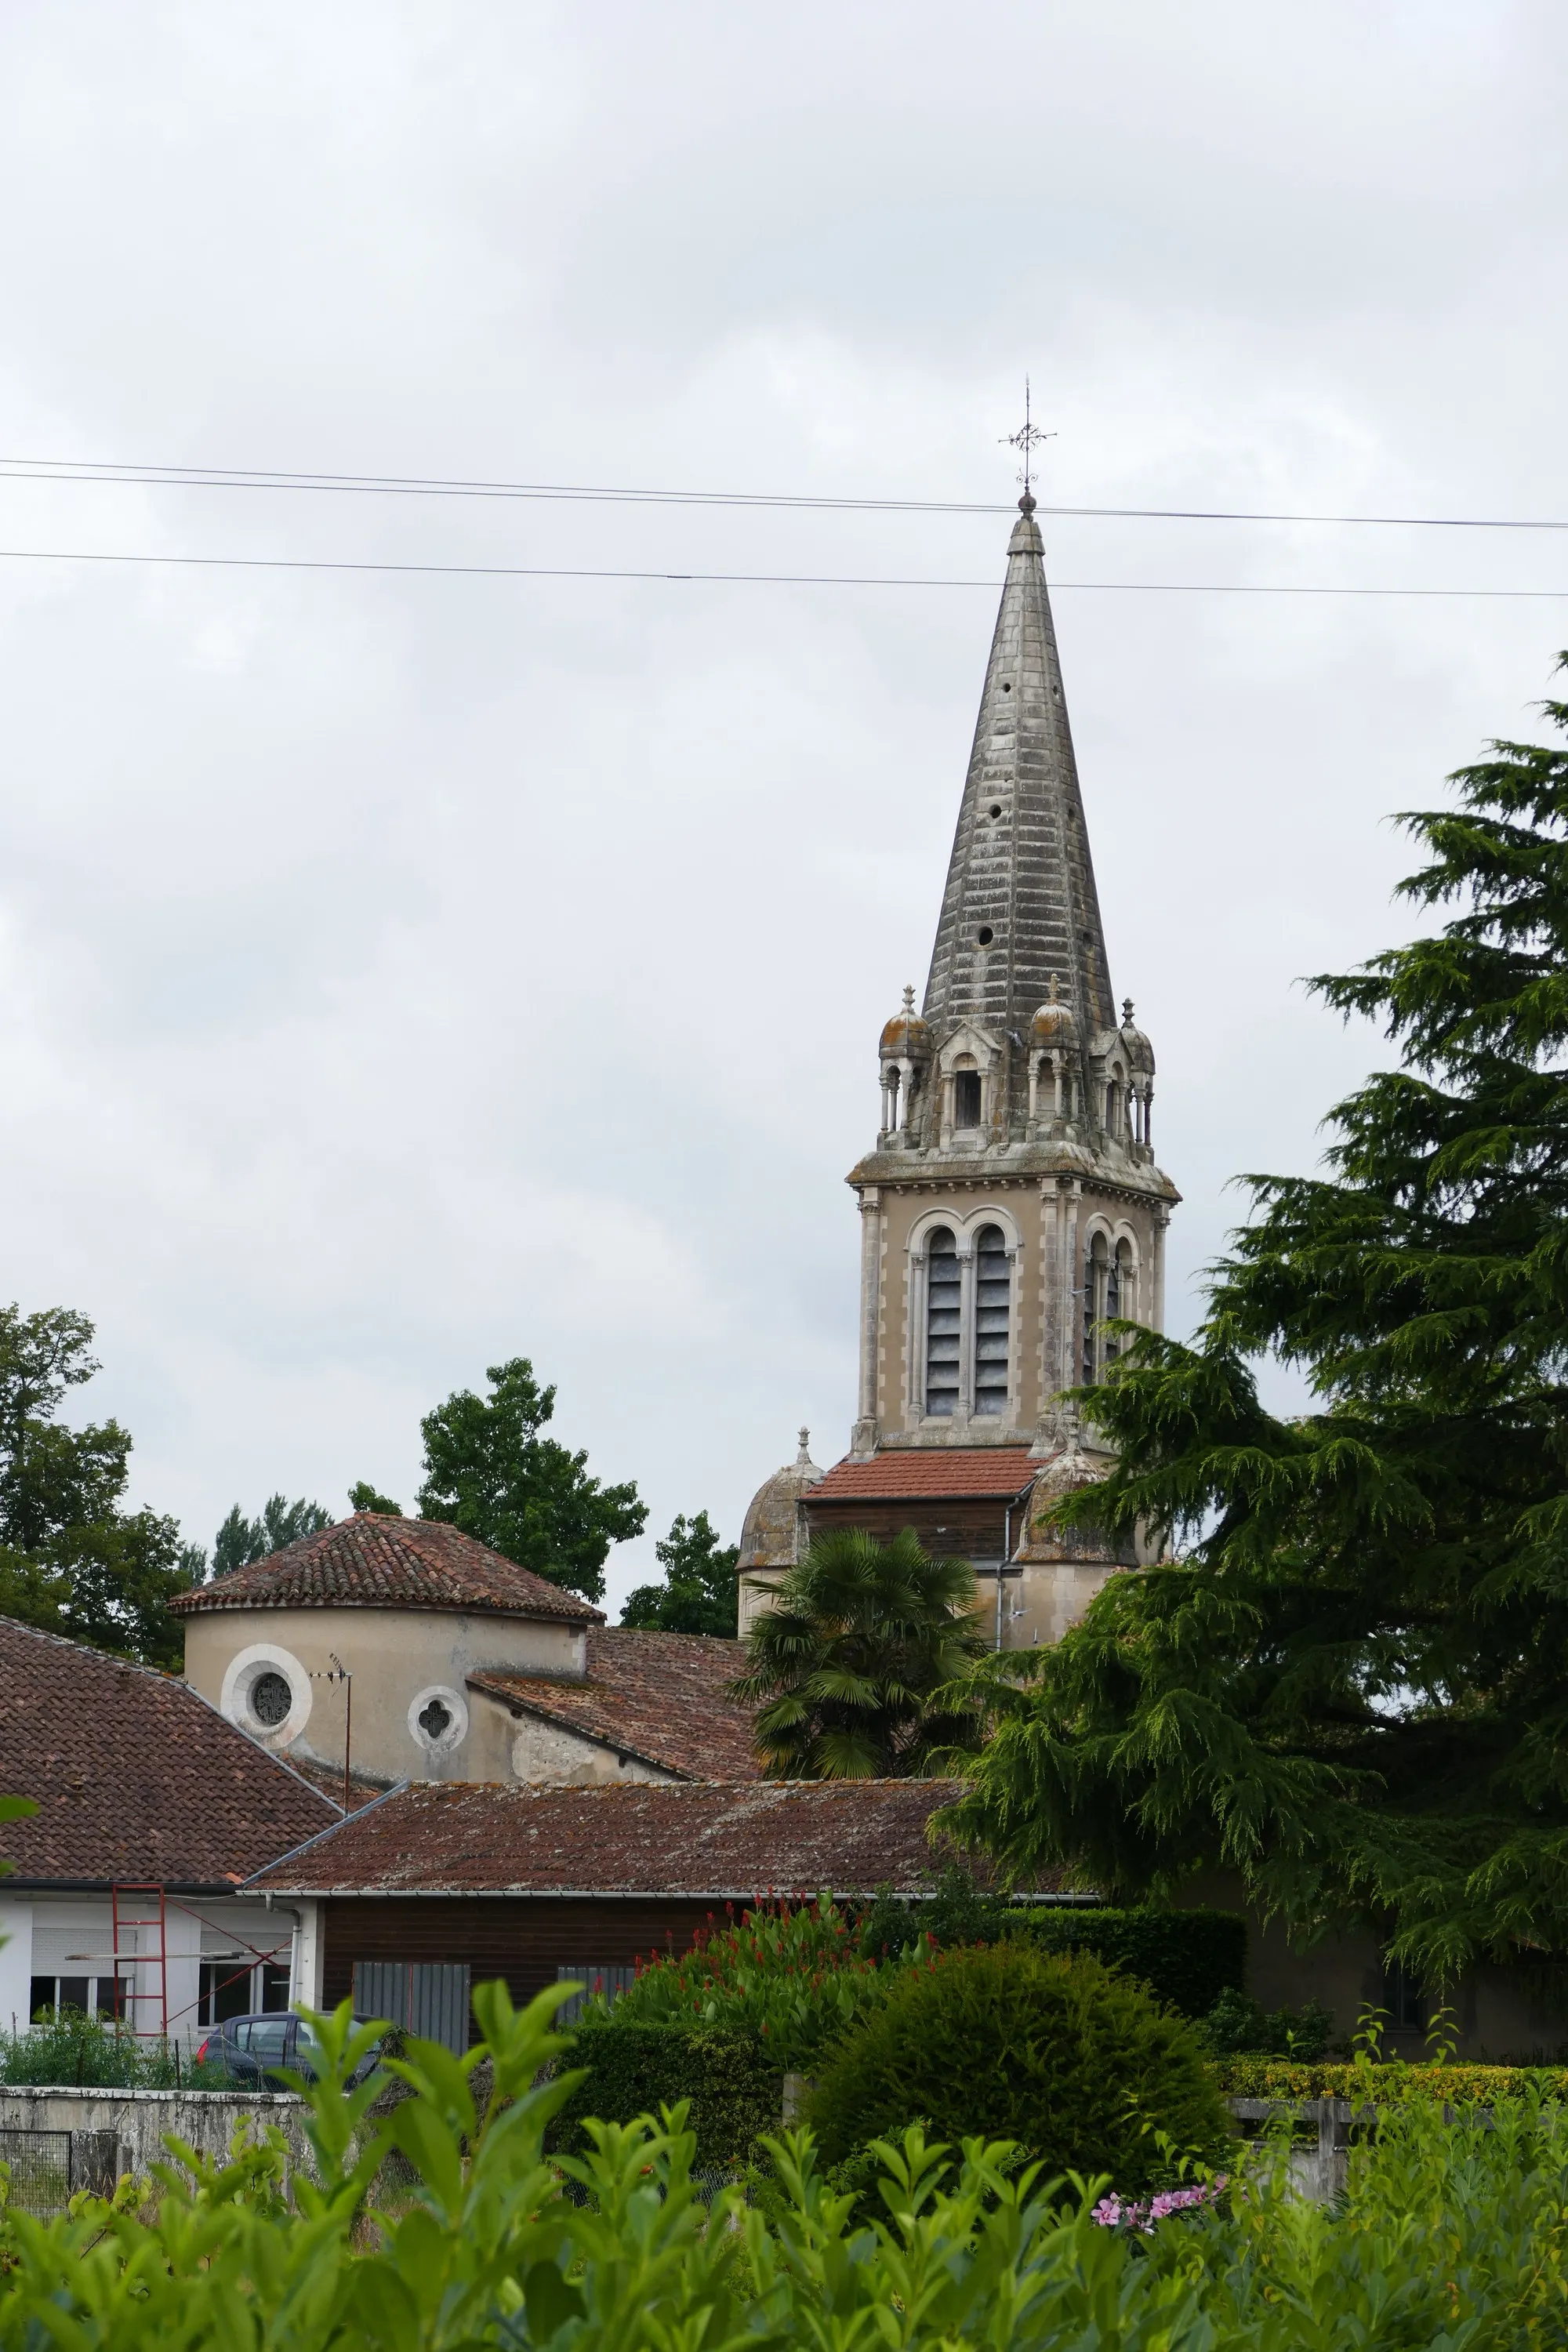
(0, 546, 1563, 595)
(0, 456, 1564, 532)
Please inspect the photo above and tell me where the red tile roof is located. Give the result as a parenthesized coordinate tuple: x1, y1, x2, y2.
(0, 1617, 339, 1889)
(247, 1777, 998, 1899)
(170, 1513, 602, 1624)
(809, 1450, 1039, 1501)
(470, 1626, 760, 1782)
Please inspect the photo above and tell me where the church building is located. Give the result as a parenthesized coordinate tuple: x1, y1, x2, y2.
(741, 488, 1179, 1647)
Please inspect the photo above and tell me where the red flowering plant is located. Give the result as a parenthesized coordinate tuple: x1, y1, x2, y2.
(583, 1896, 934, 2071)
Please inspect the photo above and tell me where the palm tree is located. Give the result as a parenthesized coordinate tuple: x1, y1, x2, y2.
(730, 1527, 986, 1779)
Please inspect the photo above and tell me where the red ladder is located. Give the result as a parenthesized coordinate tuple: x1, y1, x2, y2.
(110, 1885, 167, 2038)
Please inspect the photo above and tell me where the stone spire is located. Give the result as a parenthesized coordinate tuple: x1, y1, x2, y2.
(923, 495, 1116, 1049)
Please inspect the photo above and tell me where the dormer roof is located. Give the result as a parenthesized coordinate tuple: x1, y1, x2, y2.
(169, 1512, 603, 1624)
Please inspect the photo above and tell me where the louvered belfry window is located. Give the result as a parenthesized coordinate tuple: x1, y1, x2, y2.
(925, 1229, 961, 1416)
(972, 1225, 1010, 1415)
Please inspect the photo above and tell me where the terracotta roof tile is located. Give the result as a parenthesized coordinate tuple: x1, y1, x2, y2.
(0, 1617, 338, 1889)
(809, 1450, 1038, 1501)
(246, 1777, 1021, 1900)
(470, 1626, 760, 1781)
(170, 1513, 602, 1624)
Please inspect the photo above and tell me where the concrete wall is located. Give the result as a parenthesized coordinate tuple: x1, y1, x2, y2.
(183, 1605, 586, 1784)
(0, 2083, 311, 2187)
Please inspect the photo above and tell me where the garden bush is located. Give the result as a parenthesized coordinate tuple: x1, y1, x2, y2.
(0, 2012, 223, 2089)
(1196, 1986, 1335, 2060)
(1003, 1904, 1247, 2020)
(550, 2022, 779, 2169)
(803, 1941, 1235, 2194)
(5, 1982, 1568, 2347)
(595, 1896, 927, 2069)
(1216, 2053, 1568, 2101)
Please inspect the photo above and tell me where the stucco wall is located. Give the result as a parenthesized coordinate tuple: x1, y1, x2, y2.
(505, 1712, 679, 1788)
(183, 1605, 586, 1784)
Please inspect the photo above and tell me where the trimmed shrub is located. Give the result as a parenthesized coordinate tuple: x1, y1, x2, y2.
(550, 2021, 779, 2168)
(1218, 2056, 1568, 2102)
(803, 1942, 1235, 2194)
(1003, 1905, 1247, 2020)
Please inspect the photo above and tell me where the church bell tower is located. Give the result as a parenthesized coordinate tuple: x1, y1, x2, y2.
(739, 485, 1180, 1648)
(846, 488, 1178, 1465)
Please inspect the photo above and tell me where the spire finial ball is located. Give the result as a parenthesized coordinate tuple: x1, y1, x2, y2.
(1018, 489, 1036, 514)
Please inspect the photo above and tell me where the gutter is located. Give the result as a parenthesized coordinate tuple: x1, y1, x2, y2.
(241, 1882, 1100, 1904)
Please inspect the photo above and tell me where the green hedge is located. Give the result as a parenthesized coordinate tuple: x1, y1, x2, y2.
(1003, 1906, 1247, 2020)
(1218, 2056, 1568, 2102)
(551, 2021, 780, 2168)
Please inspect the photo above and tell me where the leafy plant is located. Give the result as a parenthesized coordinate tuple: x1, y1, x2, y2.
(1196, 1985, 1336, 2060)
(803, 1941, 1236, 2194)
(549, 2022, 778, 2168)
(731, 1526, 986, 1777)
(593, 1895, 930, 2070)
(5, 1979, 1568, 2347)
(0, 2012, 226, 2089)
(1004, 1905, 1248, 2020)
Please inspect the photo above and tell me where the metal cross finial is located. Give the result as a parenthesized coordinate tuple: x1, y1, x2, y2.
(1000, 377, 1056, 503)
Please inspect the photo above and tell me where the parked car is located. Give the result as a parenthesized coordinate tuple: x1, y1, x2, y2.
(194, 2011, 350, 2089)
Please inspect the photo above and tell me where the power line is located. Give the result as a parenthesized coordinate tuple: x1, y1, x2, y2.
(0, 456, 1565, 532)
(1, 546, 1564, 596)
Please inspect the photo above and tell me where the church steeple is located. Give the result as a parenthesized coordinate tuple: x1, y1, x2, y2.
(925, 497, 1118, 1069)
(846, 491, 1179, 1462)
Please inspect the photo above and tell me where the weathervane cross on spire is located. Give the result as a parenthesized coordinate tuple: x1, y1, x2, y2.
(1000, 377, 1056, 506)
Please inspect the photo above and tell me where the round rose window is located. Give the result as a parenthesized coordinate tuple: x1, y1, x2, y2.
(250, 1670, 293, 1728)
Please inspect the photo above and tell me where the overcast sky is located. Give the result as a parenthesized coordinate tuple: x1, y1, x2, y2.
(2, 0, 1564, 1610)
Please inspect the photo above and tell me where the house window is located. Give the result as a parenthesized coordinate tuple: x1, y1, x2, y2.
(198, 1957, 292, 2027)
(925, 1229, 961, 1416)
(953, 1069, 982, 1128)
(30, 1975, 132, 2022)
(1381, 1958, 1427, 2034)
(972, 1225, 1011, 1416)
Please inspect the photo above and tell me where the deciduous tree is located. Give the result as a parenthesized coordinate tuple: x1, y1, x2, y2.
(620, 1511, 738, 1636)
(416, 1357, 644, 1603)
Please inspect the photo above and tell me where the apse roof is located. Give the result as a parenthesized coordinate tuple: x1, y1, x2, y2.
(169, 1512, 603, 1624)
(470, 1625, 760, 1782)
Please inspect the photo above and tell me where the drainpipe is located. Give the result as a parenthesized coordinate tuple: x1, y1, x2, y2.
(996, 1483, 1033, 1651)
